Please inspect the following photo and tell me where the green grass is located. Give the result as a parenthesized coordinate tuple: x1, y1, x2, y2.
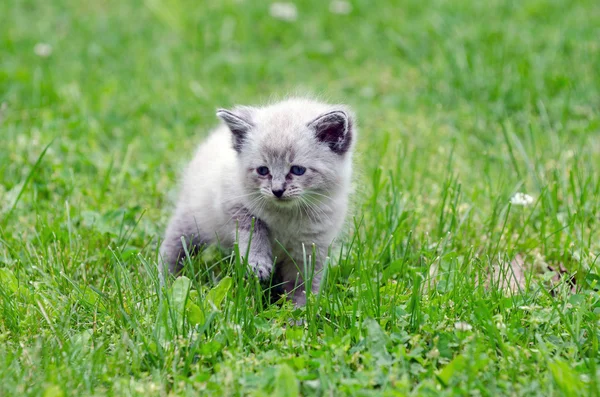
(1, 0, 600, 395)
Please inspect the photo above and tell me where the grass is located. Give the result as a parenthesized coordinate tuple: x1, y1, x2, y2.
(1, 0, 599, 395)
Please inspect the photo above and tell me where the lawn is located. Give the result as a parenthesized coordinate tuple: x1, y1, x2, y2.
(1, 0, 600, 395)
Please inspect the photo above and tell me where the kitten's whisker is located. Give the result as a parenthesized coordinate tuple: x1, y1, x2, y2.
(305, 196, 333, 214)
(297, 197, 310, 220)
(221, 192, 264, 226)
(301, 201, 315, 222)
(306, 191, 333, 200)
(300, 196, 321, 222)
(224, 195, 265, 227)
(254, 197, 269, 222)
(302, 196, 332, 223)
(245, 196, 266, 218)
(223, 191, 261, 203)
(302, 198, 316, 221)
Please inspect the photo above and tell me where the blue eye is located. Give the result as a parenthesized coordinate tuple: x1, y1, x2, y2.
(290, 165, 306, 176)
(256, 166, 269, 176)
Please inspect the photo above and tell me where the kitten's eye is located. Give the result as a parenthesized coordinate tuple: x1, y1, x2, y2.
(290, 165, 306, 176)
(256, 166, 270, 176)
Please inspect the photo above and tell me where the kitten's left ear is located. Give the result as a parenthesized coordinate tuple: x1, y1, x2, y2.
(216, 107, 254, 153)
(308, 109, 353, 155)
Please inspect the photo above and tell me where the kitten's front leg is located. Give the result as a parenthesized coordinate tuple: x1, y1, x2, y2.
(290, 259, 324, 307)
(278, 245, 327, 307)
(234, 211, 273, 282)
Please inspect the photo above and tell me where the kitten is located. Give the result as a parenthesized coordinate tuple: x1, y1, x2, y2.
(159, 98, 355, 306)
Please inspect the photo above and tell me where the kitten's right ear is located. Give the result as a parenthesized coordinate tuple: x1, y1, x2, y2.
(216, 108, 254, 153)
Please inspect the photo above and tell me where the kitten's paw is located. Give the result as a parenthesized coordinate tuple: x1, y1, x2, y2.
(247, 257, 273, 282)
(292, 292, 306, 307)
(252, 265, 271, 282)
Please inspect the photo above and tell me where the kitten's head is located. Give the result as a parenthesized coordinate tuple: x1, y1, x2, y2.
(217, 98, 355, 208)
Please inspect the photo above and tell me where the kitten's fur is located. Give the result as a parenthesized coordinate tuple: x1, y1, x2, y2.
(160, 98, 355, 306)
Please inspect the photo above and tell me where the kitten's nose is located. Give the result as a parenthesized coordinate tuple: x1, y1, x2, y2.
(272, 188, 285, 198)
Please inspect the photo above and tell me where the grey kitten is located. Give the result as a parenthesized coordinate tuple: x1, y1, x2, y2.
(159, 98, 355, 306)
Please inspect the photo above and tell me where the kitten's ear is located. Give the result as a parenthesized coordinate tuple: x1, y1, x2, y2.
(216, 108, 254, 153)
(308, 110, 353, 154)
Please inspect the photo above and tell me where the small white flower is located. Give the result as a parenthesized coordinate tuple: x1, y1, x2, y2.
(269, 3, 298, 21)
(454, 321, 473, 331)
(34, 43, 53, 58)
(510, 192, 534, 206)
(329, 0, 352, 15)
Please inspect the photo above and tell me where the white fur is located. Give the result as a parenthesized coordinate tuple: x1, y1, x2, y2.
(161, 98, 355, 304)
